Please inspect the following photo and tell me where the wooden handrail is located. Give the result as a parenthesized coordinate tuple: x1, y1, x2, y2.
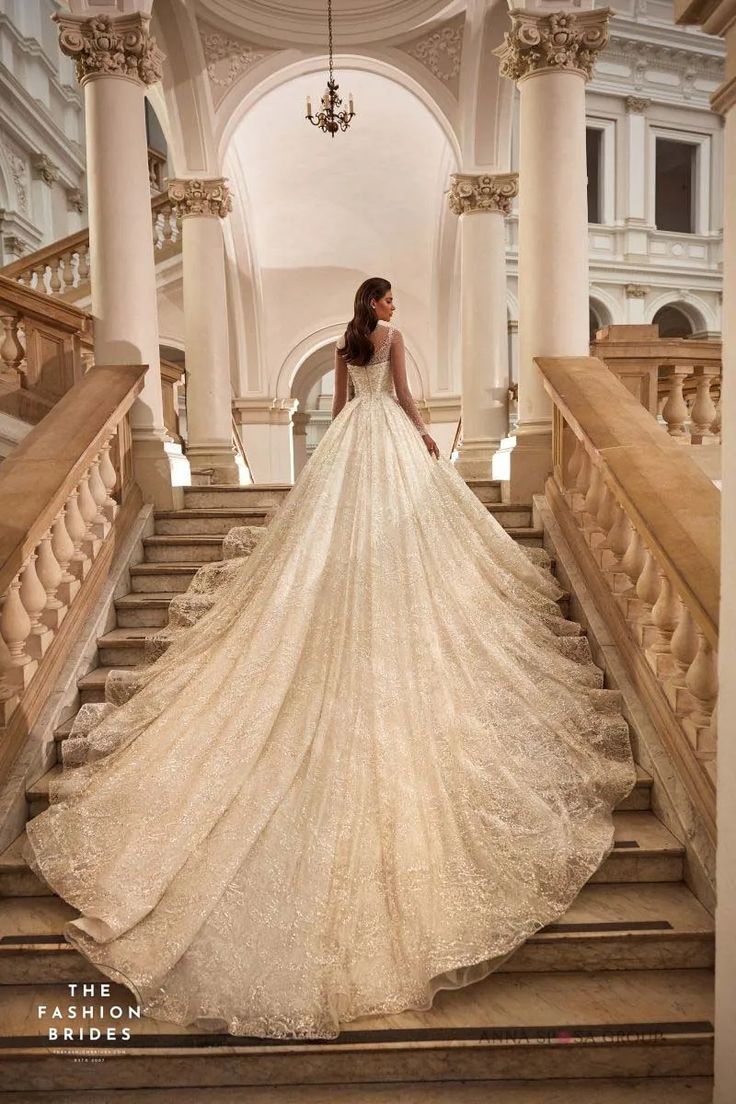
(536, 356, 719, 644)
(0, 274, 92, 334)
(0, 364, 145, 597)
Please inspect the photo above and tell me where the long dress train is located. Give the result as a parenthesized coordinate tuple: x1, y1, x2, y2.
(23, 322, 637, 1039)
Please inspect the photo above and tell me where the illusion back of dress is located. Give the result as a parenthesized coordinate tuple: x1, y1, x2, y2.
(346, 325, 395, 398)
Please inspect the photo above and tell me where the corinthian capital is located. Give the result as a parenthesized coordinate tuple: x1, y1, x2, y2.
(447, 172, 519, 216)
(53, 13, 164, 87)
(167, 178, 233, 219)
(494, 9, 610, 83)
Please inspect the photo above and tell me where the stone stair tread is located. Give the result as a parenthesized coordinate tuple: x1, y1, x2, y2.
(129, 563, 198, 574)
(484, 503, 530, 512)
(183, 483, 292, 492)
(143, 535, 225, 546)
(97, 628, 156, 646)
(76, 666, 116, 689)
(0, 968, 713, 1040)
(154, 507, 272, 519)
(505, 527, 544, 538)
(115, 593, 180, 607)
(0, 880, 713, 945)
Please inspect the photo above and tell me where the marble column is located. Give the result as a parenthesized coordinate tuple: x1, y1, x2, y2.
(54, 11, 175, 507)
(447, 172, 518, 479)
(495, 7, 610, 502)
(232, 398, 298, 484)
(167, 178, 239, 485)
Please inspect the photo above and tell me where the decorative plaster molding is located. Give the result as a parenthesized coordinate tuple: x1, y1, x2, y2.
(494, 9, 611, 83)
(625, 283, 649, 299)
(167, 178, 233, 219)
(601, 35, 724, 101)
(53, 13, 165, 87)
(447, 172, 518, 216)
(66, 188, 85, 213)
(625, 95, 651, 113)
(404, 17, 464, 87)
(198, 21, 272, 102)
(2, 234, 27, 258)
(32, 153, 59, 187)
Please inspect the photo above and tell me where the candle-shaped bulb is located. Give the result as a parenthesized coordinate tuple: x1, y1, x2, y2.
(349, 93, 354, 114)
(306, 95, 312, 116)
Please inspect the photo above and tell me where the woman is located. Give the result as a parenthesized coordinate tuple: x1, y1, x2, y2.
(24, 277, 637, 1040)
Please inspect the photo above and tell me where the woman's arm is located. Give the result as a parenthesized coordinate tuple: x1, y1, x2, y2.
(390, 330, 440, 458)
(332, 344, 349, 419)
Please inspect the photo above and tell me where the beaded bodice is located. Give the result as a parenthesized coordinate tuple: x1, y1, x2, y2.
(347, 324, 395, 398)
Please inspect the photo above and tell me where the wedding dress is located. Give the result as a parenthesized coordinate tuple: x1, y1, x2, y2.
(23, 321, 637, 1040)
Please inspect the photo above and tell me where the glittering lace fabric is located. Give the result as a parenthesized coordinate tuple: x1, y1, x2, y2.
(23, 325, 637, 1040)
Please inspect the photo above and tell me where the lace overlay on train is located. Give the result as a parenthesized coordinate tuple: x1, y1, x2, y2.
(23, 322, 637, 1039)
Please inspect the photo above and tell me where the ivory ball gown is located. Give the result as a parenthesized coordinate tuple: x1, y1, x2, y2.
(23, 321, 637, 1039)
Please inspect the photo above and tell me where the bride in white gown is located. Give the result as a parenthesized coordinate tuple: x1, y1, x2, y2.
(23, 276, 637, 1040)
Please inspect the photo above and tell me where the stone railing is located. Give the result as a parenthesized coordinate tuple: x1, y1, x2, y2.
(0, 275, 92, 424)
(0, 364, 145, 778)
(0, 194, 181, 300)
(591, 325, 722, 445)
(537, 355, 719, 844)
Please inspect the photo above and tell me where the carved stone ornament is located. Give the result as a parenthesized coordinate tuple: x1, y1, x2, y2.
(167, 178, 233, 219)
(625, 95, 650, 113)
(625, 284, 648, 299)
(67, 188, 85, 214)
(53, 13, 165, 87)
(32, 153, 60, 187)
(408, 23, 463, 85)
(494, 9, 611, 83)
(199, 26, 269, 89)
(447, 172, 519, 216)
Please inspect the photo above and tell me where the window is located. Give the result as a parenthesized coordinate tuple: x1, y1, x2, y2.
(586, 128, 603, 224)
(655, 139, 695, 233)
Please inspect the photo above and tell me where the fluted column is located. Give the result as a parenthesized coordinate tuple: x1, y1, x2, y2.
(54, 11, 175, 507)
(447, 172, 517, 479)
(168, 178, 239, 485)
(495, 7, 610, 501)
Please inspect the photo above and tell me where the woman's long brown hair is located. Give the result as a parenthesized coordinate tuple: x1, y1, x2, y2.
(341, 277, 391, 366)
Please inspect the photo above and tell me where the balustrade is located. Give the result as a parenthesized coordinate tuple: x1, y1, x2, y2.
(538, 354, 719, 842)
(0, 364, 145, 776)
(0, 194, 181, 301)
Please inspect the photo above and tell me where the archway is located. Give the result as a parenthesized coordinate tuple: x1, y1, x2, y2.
(653, 304, 695, 338)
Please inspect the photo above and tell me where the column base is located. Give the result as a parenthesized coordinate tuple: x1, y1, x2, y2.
(502, 426, 553, 504)
(131, 428, 181, 509)
(454, 436, 501, 480)
(186, 443, 240, 486)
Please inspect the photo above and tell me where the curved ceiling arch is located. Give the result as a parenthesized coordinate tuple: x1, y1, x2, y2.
(196, 0, 460, 47)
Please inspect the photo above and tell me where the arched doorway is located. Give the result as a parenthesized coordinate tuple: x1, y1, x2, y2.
(653, 304, 695, 338)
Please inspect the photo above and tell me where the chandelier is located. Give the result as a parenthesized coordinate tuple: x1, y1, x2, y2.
(305, 0, 355, 136)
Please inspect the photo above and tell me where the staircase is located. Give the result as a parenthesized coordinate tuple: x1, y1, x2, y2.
(0, 479, 714, 1099)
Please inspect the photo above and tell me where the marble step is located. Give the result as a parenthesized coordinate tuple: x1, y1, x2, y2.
(142, 535, 226, 564)
(465, 478, 504, 504)
(0, 881, 713, 986)
(1, 1077, 715, 1103)
(129, 563, 198, 593)
(154, 507, 272, 536)
(484, 504, 532, 529)
(0, 969, 713, 1089)
(114, 592, 179, 628)
(76, 666, 117, 704)
(183, 484, 292, 510)
(0, 810, 684, 899)
(505, 527, 545, 547)
(96, 627, 155, 667)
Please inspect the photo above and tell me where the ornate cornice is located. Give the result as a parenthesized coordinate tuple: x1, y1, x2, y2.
(447, 172, 518, 216)
(167, 178, 233, 219)
(625, 95, 651, 113)
(53, 13, 164, 87)
(494, 9, 611, 83)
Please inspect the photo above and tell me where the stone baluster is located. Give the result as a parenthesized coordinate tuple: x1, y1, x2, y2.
(582, 465, 604, 537)
(600, 500, 632, 583)
(0, 578, 32, 668)
(634, 546, 662, 638)
(571, 446, 591, 519)
(32, 264, 47, 295)
(0, 312, 24, 376)
(669, 601, 699, 686)
(77, 246, 90, 283)
(18, 553, 53, 660)
(77, 473, 103, 555)
(49, 258, 63, 295)
(592, 480, 617, 554)
(619, 527, 647, 622)
(98, 439, 119, 519)
(685, 632, 718, 743)
(36, 530, 65, 631)
(88, 456, 112, 536)
(51, 508, 79, 607)
(565, 436, 583, 498)
(61, 250, 76, 292)
(660, 366, 692, 437)
(689, 366, 719, 444)
(65, 488, 91, 579)
(647, 567, 680, 670)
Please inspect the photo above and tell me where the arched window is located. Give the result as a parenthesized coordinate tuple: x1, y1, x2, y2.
(653, 305, 693, 339)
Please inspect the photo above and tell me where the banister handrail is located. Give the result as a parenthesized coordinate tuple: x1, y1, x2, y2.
(536, 355, 719, 645)
(0, 364, 145, 597)
(0, 273, 92, 333)
(1, 193, 173, 281)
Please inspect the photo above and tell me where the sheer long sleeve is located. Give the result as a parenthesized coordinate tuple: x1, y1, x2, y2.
(332, 339, 348, 419)
(389, 329, 427, 435)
